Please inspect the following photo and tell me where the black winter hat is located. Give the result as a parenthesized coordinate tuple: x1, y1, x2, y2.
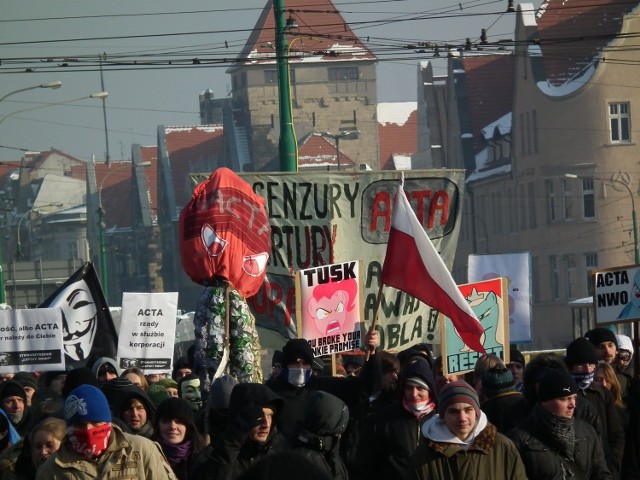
(282, 339, 314, 366)
(401, 357, 436, 393)
(0, 381, 26, 403)
(509, 346, 526, 367)
(154, 396, 194, 427)
(100, 377, 134, 409)
(229, 383, 283, 417)
(585, 328, 618, 348)
(565, 337, 598, 366)
(538, 369, 578, 402)
(272, 350, 284, 367)
(13, 372, 37, 391)
(303, 391, 349, 436)
(481, 366, 516, 398)
(62, 367, 99, 397)
(208, 375, 238, 410)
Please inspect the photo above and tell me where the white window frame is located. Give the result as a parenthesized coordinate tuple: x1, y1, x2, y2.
(609, 102, 631, 143)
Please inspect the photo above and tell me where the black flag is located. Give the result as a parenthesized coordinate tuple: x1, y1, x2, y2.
(40, 261, 118, 370)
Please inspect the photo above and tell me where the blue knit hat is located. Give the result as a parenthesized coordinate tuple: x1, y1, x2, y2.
(64, 385, 112, 426)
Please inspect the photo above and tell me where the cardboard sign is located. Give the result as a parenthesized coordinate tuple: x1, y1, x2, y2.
(117, 292, 179, 373)
(594, 264, 640, 324)
(296, 260, 363, 356)
(0, 309, 64, 372)
(441, 278, 509, 375)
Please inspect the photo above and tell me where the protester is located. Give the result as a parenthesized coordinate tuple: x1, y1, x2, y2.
(432, 356, 461, 394)
(191, 382, 283, 480)
(153, 397, 206, 480)
(0, 381, 30, 437)
(121, 367, 149, 391)
(397, 343, 435, 369)
(178, 374, 203, 412)
(292, 391, 349, 480)
(145, 372, 167, 386)
(472, 353, 504, 396)
(36, 384, 176, 479)
(115, 386, 156, 438)
(508, 369, 612, 479)
(353, 357, 437, 480)
(148, 383, 171, 408)
(270, 351, 284, 380)
(11, 417, 67, 479)
(595, 362, 627, 427)
(343, 355, 364, 377)
(61, 367, 98, 398)
(366, 350, 400, 413)
(38, 371, 66, 397)
(13, 373, 37, 408)
(172, 358, 192, 382)
(565, 337, 624, 476)
(265, 331, 380, 440)
(0, 409, 20, 453)
(585, 327, 632, 400)
(412, 380, 527, 479)
(506, 346, 526, 392)
(90, 357, 120, 384)
(479, 365, 522, 432)
(235, 451, 332, 480)
(615, 333, 634, 402)
(205, 375, 238, 439)
(157, 378, 180, 398)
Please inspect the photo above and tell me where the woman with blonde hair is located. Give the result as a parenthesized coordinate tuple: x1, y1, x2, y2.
(594, 362, 627, 428)
(121, 367, 149, 391)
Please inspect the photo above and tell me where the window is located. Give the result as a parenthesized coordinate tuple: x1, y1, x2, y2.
(507, 188, 517, 232)
(546, 179, 556, 222)
(328, 67, 359, 81)
(532, 109, 539, 153)
(527, 182, 536, 228)
(561, 179, 573, 220)
(67, 241, 79, 260)
(609, 102, 631, 143)
(264, 70, 277, 83)
(582, 178, 595, 219)
(585, 252, 598, 296)
(565, 254, 576, 299)
(550, 255, 560, 301)
(532, 256, 540, 302)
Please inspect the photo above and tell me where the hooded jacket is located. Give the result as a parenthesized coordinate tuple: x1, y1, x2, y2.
(191, 383, 283, 480)
(353, 358, 437, 480)
(91, 357, 120, 379)
(114, 386, 156, 439)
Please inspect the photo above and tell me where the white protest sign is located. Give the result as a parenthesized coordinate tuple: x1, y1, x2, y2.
(0, 309, 64, 372)
(594, 264, 640, 325)
(117, 292, 179, 373)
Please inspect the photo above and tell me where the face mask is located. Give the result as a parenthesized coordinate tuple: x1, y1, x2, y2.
(402, 398, 436, 418)
(287, 368, 311, 388)
(67, 423, 112, 459)
(572, 371, 595, 390)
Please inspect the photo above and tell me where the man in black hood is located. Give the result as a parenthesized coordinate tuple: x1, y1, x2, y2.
(192, 382, 283, 480)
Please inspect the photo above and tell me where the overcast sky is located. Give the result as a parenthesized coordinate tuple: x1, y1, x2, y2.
(1, 0, 541, 162)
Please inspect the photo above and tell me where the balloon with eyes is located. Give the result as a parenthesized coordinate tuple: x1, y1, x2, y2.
(179, 168, 271, 389)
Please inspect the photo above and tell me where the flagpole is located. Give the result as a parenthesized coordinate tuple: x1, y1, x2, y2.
(366, 283, 384, 361)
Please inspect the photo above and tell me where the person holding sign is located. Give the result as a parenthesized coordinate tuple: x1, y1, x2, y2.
(413, 381, 527, 480)
(37, 385, 177, 480)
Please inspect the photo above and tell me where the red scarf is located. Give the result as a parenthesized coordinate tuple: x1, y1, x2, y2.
(67, 423, 112, 459)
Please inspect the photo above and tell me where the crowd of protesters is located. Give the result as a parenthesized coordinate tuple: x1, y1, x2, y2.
(0, 327, 637, 479)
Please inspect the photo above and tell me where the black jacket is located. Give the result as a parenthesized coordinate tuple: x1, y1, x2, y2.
(508, 414, 612, 479)
(481, 391, 523, 433)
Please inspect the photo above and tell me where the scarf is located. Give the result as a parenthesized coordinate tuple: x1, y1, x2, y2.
(402, 398, 436, 419)
(132, 421, 154, 439)
(67, 423, 112, 459)
(571, 371, 594, 390)
(158, 437, 192, 467)
(532, 403, 575, 460)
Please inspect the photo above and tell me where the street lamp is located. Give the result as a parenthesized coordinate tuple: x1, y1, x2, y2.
(16, 203, 63, 260)
(0, 91, 108, 127)
(313, 130, 359, 170)
(97, 161, 151, 298)
(0, 81, 62, 105)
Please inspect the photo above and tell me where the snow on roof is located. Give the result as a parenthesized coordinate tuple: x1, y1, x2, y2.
(164, 125, 223, 134)
(466, 163, 512, 183)
(481, 112, 512, 140)
(377, 102, 417, 126)
(392, 154, 412, 170)
(521, 2, 538, 25)
(536, 60, 596, 97)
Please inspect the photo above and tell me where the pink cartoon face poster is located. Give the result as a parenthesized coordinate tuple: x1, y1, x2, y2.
(296, 261, 364, 357)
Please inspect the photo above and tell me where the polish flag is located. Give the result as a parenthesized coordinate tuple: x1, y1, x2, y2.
(381, 182, 485, 354)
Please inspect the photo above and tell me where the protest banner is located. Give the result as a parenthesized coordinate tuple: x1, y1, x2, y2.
(593, 264, 640, 324)
(468, 253, 532, 343)
(117, 292, 179, 373)
(0, 309, 64, 372)
(441, 278, 509, 375)
(190, 170, 466, 352)
(296, 260, 363, 356)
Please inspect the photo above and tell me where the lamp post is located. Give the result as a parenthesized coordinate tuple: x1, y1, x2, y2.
(16, 203, 63, 260)
(0, 91, 108, 127)
(566, 173, 640, 377)
(314, 130, 359, 170)
(0, 81, 62, 105)
(97, 161, 151, 298)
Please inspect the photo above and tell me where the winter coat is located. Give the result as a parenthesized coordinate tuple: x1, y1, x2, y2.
(481, 391, 523, 433)
(114, 386, 156, 439)
(265, 352, 381, 438)
(36, 424, 176, 480)
(191, 383, 283, 480)
(576, 384, 624, 477)
(411, 419, 528, 480)
(508, 414, 612, 480)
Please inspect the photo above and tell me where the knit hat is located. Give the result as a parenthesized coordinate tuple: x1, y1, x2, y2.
(100, 377, 133, 409)
(64, 385, 112, 426)
(509, 346, 526, 367)
(537, 369, 578, 402)
(147, 384, 170, 407)
(481, 366, 516, 398)
(401, 357, 436, 393)
(342, 355, 364, 369)
(62, 367, 99, 397)
(616, 334, 634, 356)
(0, 381, 26, 404)
(13, 372, 37, 391)
(91, 357, 120, 379)
(437, 381, 480, 418)
(208, 375, 238, 410)
(155, 378, 179, 390)
(565, 337, 598, 366)
(155, 397, 194, 427)
(585, 328, 618, 348)
(272, 350, 284, 368)
(282, 339, 314, 366)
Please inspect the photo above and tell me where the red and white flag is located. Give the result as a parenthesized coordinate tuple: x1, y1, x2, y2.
(381, 179, 486, 354)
